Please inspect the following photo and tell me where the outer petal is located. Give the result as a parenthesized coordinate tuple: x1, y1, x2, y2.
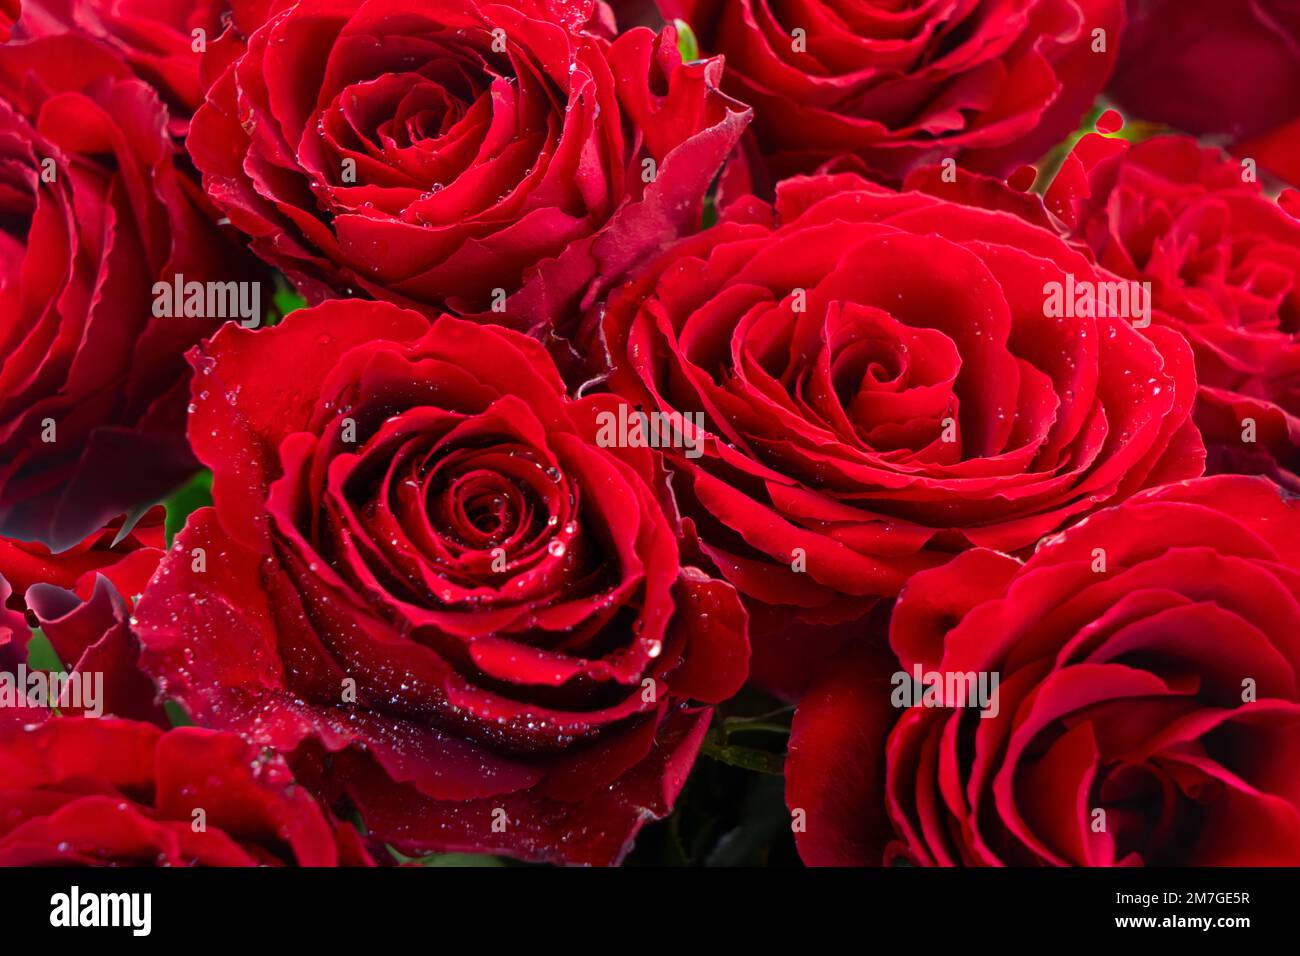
(787, 639, 901, 866)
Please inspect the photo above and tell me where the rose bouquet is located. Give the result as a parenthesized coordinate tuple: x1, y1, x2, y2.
(0, 0, 1296, 874)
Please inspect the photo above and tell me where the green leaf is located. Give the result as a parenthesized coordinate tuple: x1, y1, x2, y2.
(25, 628, 64, 673)
(1033, 101, 1167, 195)
(673, 19, 700, 62)
(701, 191, 718, 230)
(271, 278, 307, 326)
(274, 288, 307, 316)
(164, 700, 194, 727)
(721, 704, 795, 739)
(722, 720, 792, 737)
(700, 727, 785, 775)
(1034, 104, 1103, 191)
(163, 470, 213, 547)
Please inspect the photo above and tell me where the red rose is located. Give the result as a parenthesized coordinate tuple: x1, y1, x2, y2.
(14, 1, 274, 134)
(0, 34, 262, 550)
(134, 301, 749, 866)
(1109, 0, 1300, 184)
(0, 511, 166, 725)
(661, 0, 1123, 183)
(0, 0, 16, 40)
(599, 173, 1203, 696)
(30, 580, 169, 725)
(0, 577, 26, 683)
(187, 0, 749, 340)
(0, 507, 165, 613)
(1046, 133, 1300, 490)
(788, 475, 1300, 866)
(0, 718, 373, 865)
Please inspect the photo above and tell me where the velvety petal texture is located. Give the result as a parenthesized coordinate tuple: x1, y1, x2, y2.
(14, 1, 276, 134)
(0, 577, 29, 698)
(790, 475, 1300, 866)
(600, 172, 1204, 665)
(661, 0, 1123, 183)
(134, 301, 749, 866)
(1047, 132, 1300, 490)
(0, 513, 167, 725)
(0, 718, 373, 866)
(1108, 0, 1300, 184)
(5, 0, 1281, 874)
(0, 507, 165, 609)
(786, 636, 899, 865)
(186, 0, 749, 343)
(0, 33, 263, 550)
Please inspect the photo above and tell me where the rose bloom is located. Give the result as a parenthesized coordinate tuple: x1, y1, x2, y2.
(659, 0, 1123, 183)
(134, 301, 749, 866)
(1109, 0, 1300, 184)
(13, 1, 274, 133)
(0, 507, 165, 613)
(0, 33, 262, 550)
(0, 510, 166, 725)
(787, 476, 1300, 866)
(598, 172, 1203, 695)
(0, 718, 373, 865)
(1046, 132, 1300, 490)
(187, 0, 749, 338)
(0, 0, 15, 40)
